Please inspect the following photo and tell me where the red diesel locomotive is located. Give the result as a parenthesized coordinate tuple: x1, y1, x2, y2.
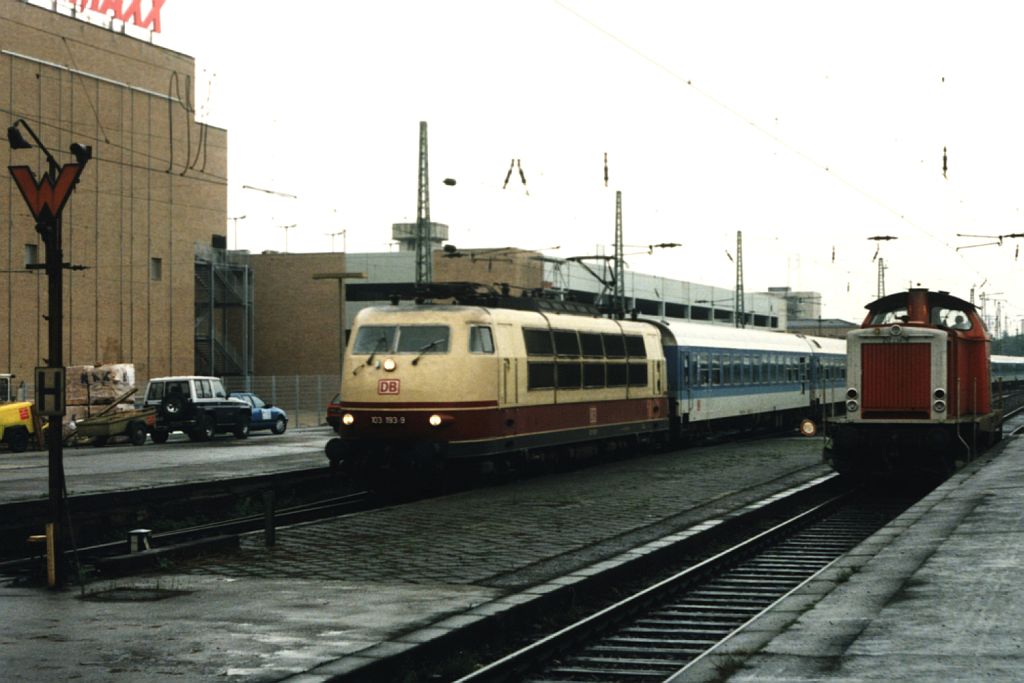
(824, 288, 1002, 477)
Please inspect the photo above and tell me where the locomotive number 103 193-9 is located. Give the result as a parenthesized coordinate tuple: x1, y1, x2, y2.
(370, 415, 406, 425)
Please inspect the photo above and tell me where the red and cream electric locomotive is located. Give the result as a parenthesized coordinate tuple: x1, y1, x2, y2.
(824, 288, 1002, 477)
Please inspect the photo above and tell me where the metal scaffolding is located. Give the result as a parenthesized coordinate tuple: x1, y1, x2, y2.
(194, 244, 253, 377)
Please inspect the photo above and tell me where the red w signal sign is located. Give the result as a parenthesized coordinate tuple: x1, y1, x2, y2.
(8, 164, 84, 223)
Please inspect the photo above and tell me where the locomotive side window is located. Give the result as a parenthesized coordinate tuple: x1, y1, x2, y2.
(557, 362, 582, 388)
(580, 333, 604, 357)
(628, 363, 648, 387)
(353, 326, 397, 354)
(553, 330, 581, 356)
(607, 363, 628, 387)
(524, 328, 554, 355)
(527, 362, 555, 389)
(603, 334, 626, 358)
(469, 326, 495, 353)
(624, 335, 646, 358)
(396, 325, 449, 353)
(583, 363, 605, 388)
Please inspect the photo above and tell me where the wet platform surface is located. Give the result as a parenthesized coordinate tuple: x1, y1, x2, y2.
(1, 436, 825, 681)
(681, 434, 1024, 682)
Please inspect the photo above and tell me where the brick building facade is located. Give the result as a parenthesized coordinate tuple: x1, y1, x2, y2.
(0, 2, 226, 384)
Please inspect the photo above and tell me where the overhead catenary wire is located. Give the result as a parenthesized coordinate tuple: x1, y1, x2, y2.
(551, 1, 995, 288)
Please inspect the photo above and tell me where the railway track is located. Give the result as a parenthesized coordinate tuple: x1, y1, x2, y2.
(0, 489, 373, 579)
(453, 491, 909, 683)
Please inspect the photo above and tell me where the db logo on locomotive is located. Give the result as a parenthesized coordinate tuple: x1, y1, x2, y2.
(377, 379, 400, 395)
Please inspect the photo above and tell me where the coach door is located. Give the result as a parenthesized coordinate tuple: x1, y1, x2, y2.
(683, 351, 694, 413)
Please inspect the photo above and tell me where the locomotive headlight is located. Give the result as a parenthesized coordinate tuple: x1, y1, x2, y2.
(341, 413, 355, 426)
(933, 388, 946, 400)
(846, 399, 859, 412)
(382, 358, 397, 372)
(428, 413, 453, 428)
(889, 324, 903, 336)
(846, 387, 859, 399)
(933, 400, 947, 413)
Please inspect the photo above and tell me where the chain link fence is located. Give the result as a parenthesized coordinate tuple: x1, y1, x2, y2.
(222, 375, 342, 429)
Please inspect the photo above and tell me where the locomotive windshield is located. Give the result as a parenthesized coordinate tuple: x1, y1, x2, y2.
(930, 307, 973, 330)
(868, 307, 909, 325)
(868, 305, 974, 330)
(353, 325, 450, 354)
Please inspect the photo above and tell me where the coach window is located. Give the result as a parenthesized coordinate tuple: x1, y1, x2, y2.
(743, 356, 752, 386)
(697, 353, 709, 387)
(580, 333, 604, 357)
(523, 328, 554, 355)
(553, 330, 581, 357)
(469, 326, 495, 353)
(711, 354, 722, 386)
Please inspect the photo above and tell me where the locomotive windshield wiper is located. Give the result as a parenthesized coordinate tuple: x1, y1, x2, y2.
(365, 337, 389, 366)
(411, 338, 446, 366)
(353, 336, 389, 375)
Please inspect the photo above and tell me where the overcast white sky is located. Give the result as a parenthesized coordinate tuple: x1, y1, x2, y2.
(149, 1, 1024, 326)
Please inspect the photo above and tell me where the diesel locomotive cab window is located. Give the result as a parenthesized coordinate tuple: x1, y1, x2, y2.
(524, 328, 554, 355)
(869, 307, 909, 325)
(932, 307, 973, 330)
(353, 326, 398, 354)
(469, 326, 495, 353)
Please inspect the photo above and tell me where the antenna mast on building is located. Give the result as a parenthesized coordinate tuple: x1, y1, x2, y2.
(735, 230, 745, 328)
(415, 121, 432, 285)
(614, 191, 625, 318)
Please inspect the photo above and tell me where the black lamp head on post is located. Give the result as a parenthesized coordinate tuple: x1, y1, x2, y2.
(6, 125, 32, 150)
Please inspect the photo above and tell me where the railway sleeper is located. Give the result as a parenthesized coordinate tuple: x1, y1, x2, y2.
(634, 617, 740, 631)
(542, 665, 678, 681)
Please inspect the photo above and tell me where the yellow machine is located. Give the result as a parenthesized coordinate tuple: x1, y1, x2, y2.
(0, 373, 40, 452)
